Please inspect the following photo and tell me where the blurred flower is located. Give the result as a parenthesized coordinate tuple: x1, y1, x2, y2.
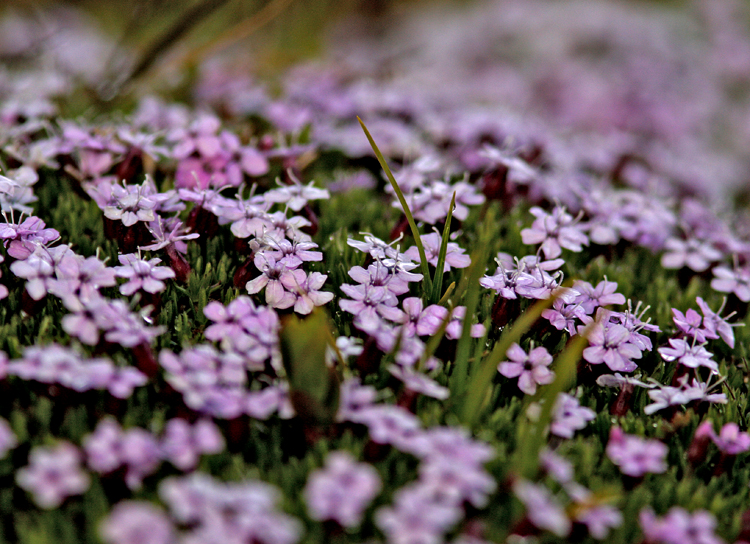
(16, 442, 89, 509)
(305, 451, 382, 527)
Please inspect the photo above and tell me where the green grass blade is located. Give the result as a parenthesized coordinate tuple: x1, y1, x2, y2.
(431, 191, 456, 304)
(460, 294, 557, 427)
(358, 117, 432, 295)
(450, 206, 493, 400)
(515, 329, 590, 479)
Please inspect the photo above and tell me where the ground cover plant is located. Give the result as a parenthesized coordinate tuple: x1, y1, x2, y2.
(3, 1, 750, 543)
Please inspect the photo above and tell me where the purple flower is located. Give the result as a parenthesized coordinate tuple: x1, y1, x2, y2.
(214, 192, 271, 238)
(605, 427, 668, 477)
(521, 205, 589, 259)
(304, 451, 382, 527)
(347, 233, 404, 261)
(159, 473, 302, 544)
(711, 264, 750, 302)
(160, 418, 225, 470)
(550, 393, 596, 439)
(8, 344, 145, 396)
(336, 378, 378, 422)
(644, 375, 727, 415)
(513, 480, 571, 537)
(375, 483, 463, 544)
(696, 297, 739, 349)
(582, 321, 642, 372)
(348, 262, 416, 297)
(397, 297, 449, 337)
(169, 112, 223, 160)
(404, 232, 471, 271)
(671, 308, 708, 342)
(47, 253, 117, 310)
(9, 249, 56, 299)
(388, 364, 449, 400)
(445, 306, 486, 340)
(542, 298, 587, 335)
(103, 181, 158, 227)
(571, 497, 622, 539)
(0, 215, 60, 259)
(139, 216, 199, 253)
(114, 253, 176, 295)
(279, 269, 334, 315)
(256, 236, 322, 269)
(355, 404, 423, 451)
(339, 283, 404, 333)
(710, 422, 750, 455)
(406, 179, 485, 224)
(83, 418, 162, 489)
(246, 254, 296, 309)
(16, 442, 90, 508)
(639, 507, 724, 544)
(159, 345, 248, 419)
(661, 237, 722, 272)
(497, 343, 555, 395)
(100, 501, 175, 544)
(658, 338, 717, 373)
(572, 279, 626, 314)
(264, 176, 330, 211)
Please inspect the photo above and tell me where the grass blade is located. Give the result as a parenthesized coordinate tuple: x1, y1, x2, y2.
(450, 206, 493, 400)
(431, 191, 456, 304)
(515, 329, 590, 479)
(358, 117, 432, 295)
(460, 294, 557, 427)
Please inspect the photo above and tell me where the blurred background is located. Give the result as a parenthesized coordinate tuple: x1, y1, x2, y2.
(2, 0, 750, 199)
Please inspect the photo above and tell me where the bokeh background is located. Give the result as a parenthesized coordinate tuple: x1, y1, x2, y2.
(3, 0, 750, 202)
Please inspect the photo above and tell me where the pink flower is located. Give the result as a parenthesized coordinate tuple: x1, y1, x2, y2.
(498, 343, 555, 395)
(280, 269, 334, 314)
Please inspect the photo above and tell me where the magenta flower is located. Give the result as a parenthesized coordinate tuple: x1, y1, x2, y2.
(114, 254, 176, 295)
(671, 307, 707, 342)
(304, 451, 382, 527)
(103, 181, 158, 227)
(279, 269, 334, 314)
(160, 418, 225, 470)
(246, 254, 296, 309)
(710, 422, 750, 455)
(139, 216, 199, 253)
(572, 279, 626, 314)
(639, 507, 723, 544)
(606, 427, 668, 477)
(258, 236, 322, 269)
(661, 237, 722, 272)
(658, 338, 717, 373)
(375, 484, 463, 544)
(498, 343, 555, 395)
(513, 480, 571, 537)
(696, 297, 738, 349)
(711, 264, 750, 302)
(16, 442, 90, 509)
(404, 232, 471, 271)
(99, 501, 175, 544)
(264, 177, 330, 211)
(550, 393, 596, 439)
(582, 321, 642, 372)
(521, 205, 589, 259)
(388, 364, 449, 400)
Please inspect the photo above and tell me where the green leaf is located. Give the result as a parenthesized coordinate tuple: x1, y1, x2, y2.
(357, 117, 432, 296)
(514, 330, 589, 479)
(460, 294, 557, 427)
(431, 191, 456, 304)
(279, 309, 339, 425)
